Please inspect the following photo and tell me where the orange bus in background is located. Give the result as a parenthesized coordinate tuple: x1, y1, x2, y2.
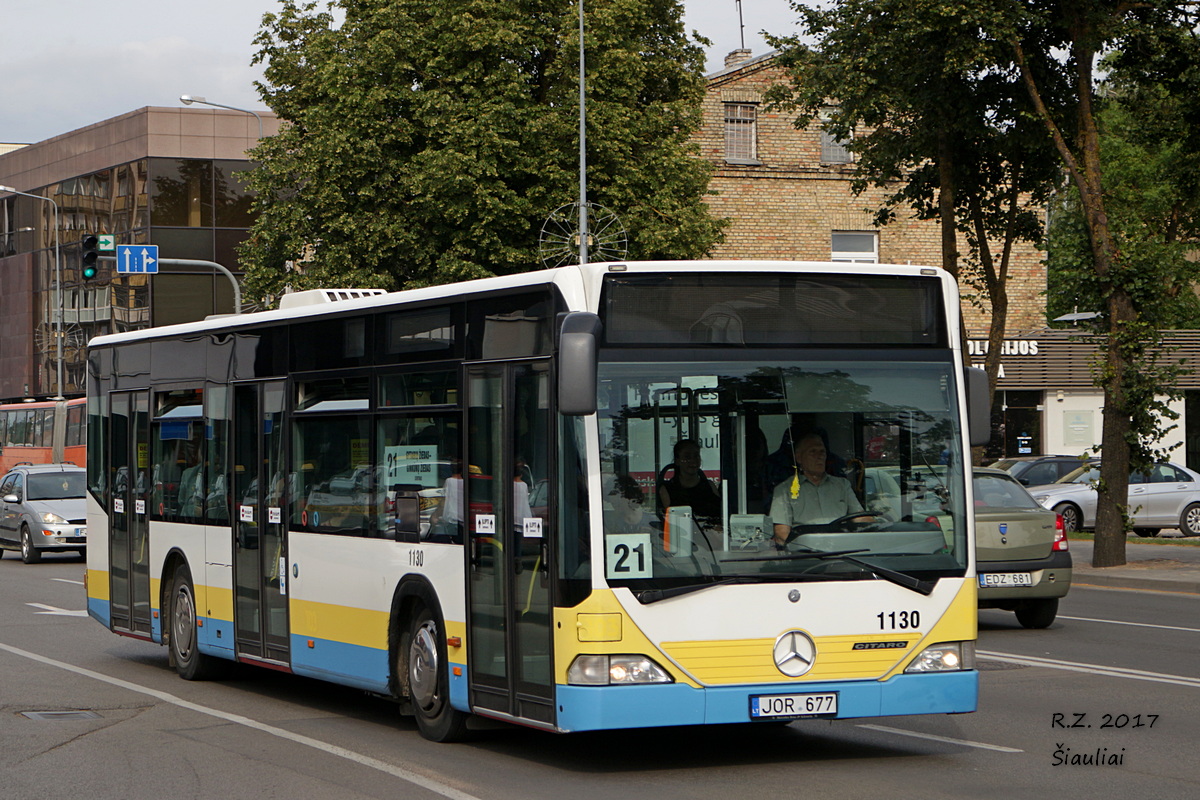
(0, 397, 86, 473)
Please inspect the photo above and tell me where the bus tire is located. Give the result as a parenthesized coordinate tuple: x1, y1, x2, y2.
(21, 525, 42, 564)
(169, 565, 222, 681)
(403, 604, 468, 742)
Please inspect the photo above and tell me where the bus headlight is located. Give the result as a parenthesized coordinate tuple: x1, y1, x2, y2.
(904, 641, 975, 673)
(567, 655, 674, 685)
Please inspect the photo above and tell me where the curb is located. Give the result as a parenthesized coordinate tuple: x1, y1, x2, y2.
(1070, 569, 1200, 595)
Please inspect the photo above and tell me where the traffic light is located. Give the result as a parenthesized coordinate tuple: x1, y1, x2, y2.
(80, 234, 99, 280)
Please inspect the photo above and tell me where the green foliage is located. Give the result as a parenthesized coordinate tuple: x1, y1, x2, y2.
(239, 0, 724, 300)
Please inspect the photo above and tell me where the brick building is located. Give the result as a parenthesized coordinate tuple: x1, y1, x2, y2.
(695, 50, 1048, 338)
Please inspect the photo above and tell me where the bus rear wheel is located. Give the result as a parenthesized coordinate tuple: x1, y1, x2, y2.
(403, 605, 468, 742)
(169, 565, 223, 680)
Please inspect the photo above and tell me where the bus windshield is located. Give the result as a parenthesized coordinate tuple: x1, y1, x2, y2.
(597, 356, 968, 593)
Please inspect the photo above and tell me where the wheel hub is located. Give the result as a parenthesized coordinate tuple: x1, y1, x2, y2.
(409, 621, 440, 710)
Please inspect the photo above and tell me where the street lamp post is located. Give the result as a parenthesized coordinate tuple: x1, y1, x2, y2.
(0, 185, 63, 399)
(179, 94, 264, 140)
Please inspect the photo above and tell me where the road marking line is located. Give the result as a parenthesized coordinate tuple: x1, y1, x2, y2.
(979, 650, 1200, 688)
(26, 603, 88, 617)
(1058, 614, 1200, 634)
(855, 724, 1022, 753)
(0, 641, 484, 800)
(53, 578, 84, 586)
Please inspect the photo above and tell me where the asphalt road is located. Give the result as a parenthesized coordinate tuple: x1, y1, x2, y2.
(2, 550, 1197, 800)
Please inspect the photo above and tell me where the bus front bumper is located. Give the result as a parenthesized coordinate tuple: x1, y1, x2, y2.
(552, 671, 978, 733)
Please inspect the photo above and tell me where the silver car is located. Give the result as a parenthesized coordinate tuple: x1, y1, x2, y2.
(1029, 461, 1200, 538)
(0, 464, 87, 564)
(974, 468, 1071, 628)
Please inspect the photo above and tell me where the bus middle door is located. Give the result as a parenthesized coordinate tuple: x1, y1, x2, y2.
(465, 361, 554, 728)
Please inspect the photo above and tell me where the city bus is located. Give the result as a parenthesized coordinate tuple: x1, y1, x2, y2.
(85, 261, 990, 741)
(0, 396, 87, 473)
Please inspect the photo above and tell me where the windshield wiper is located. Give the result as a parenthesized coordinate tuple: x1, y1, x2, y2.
(724, 547, 936, 596)
(634, 577, 749, 604)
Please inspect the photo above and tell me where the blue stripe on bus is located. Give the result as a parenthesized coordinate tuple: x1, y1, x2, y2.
(87, 597, 109, 626)
(555, 672, 978, 732)
(288, 634, 391, 694)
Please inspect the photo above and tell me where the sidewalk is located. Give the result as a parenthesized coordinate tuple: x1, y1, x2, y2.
(1066, 538, 1200, 594)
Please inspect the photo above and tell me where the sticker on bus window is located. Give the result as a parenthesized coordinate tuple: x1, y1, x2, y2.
(606, 533, 653, 580)
(240, 505, 254, 523)
(135, 499, 145, 515)
(269, 507, 282, 525)
(114, 498, 124, 513)
(523, 517, 542, 538)
(475, 514, 495, 534)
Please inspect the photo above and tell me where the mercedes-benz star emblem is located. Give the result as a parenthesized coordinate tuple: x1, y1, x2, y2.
(773, 630, 817, 677)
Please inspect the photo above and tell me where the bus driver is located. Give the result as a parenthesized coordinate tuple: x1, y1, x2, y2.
(770, 432, 868, 546)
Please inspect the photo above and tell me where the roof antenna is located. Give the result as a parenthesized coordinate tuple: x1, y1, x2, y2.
(736, 0, 746, 49)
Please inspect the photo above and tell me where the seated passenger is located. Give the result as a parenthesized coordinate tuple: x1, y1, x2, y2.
(658, 439, 722, 526)
(770, 432, 869, 546)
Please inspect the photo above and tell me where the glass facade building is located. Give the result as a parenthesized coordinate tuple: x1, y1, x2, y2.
(0, 106, 274, 402)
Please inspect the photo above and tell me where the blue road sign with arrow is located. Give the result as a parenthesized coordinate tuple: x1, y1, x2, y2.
(116, 244, 159, 274)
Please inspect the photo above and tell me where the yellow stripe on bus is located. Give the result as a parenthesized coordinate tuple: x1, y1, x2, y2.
(289, 598, 391, 651)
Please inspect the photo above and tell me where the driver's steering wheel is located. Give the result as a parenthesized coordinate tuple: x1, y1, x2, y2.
(785, 511, 879, 543)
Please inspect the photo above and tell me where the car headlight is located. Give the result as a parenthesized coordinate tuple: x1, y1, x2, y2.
(1034, 495, 1050, 506)
(41, 512, 69, 525)
(567, 654, 674, 685)
(904, 641, 975, 673)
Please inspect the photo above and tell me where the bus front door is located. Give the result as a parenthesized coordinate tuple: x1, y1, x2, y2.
(231, 381, 290, 665)
(109, 390, 152, 637)
(465, 362, 555, 727)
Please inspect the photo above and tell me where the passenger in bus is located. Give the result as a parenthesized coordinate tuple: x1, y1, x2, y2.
(770, 432, 869, 545)
(513, 457, 533, 533)
(428, 458, 464, 543)
(606, 474, 653, 533)
(658, 439, 721, 526)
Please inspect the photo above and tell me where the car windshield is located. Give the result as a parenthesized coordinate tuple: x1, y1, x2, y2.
(1056, 465, 1100, 485)
(595, 356, 969, 592)
(27, 472, 86, 500)
(973, 473, 1043, 510)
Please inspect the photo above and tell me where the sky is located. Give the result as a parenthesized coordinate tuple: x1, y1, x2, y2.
(0, 1, 798, 145)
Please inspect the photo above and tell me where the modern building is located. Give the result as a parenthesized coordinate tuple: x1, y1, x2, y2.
(0, 105, 278, 402)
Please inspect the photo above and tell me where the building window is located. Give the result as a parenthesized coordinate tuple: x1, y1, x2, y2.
(831, 231, 878, 263)
(724, 103, 758, 163)
(819, 109, 853, 164)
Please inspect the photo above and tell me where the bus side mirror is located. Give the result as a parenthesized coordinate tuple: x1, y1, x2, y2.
(966, 367, 990, 447)
(558, 312, 601, 416)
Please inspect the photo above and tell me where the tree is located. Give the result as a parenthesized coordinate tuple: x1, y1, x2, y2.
(765, 0, 1062, 400)
(240, 0, 725, 301)
(1011, 0, 1200, 566)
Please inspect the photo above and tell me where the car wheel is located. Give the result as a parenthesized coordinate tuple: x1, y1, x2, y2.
(1179, 503, 1200, 537)
(403, 604, 469, 742)
(20, 525, 41, 564)
(1015, 598, 1058, 629)
(169, 565, 223, 680)
(1053, 503, 1081, 534)
(1133, 528, 1160, 538)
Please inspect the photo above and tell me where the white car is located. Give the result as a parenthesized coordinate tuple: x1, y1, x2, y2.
(1029, 462, 1200, 537)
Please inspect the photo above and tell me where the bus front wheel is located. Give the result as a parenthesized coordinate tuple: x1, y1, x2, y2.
(403, 605, 468, 742)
